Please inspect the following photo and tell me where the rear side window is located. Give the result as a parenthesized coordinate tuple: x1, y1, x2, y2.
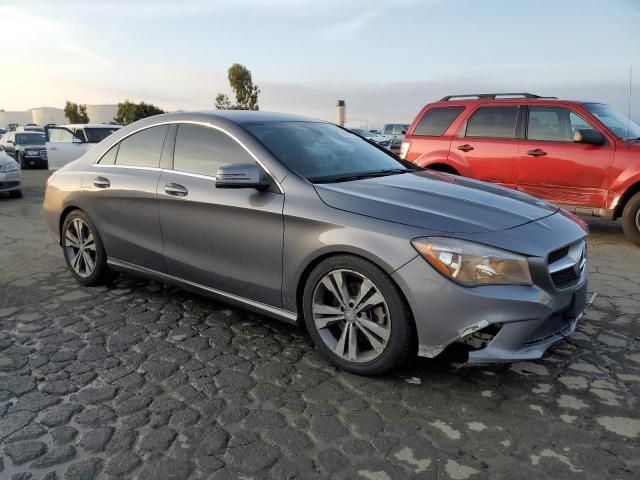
(115, 125, 168, 168)
(465, 106, 519, 139)
(414, 107, 464, 136)
(173, 124, 254, 177)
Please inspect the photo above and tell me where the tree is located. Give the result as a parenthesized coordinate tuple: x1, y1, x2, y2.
(215, 63, 260, 110)
(64, 101, 90, 123)
(114, 100, 165, 125)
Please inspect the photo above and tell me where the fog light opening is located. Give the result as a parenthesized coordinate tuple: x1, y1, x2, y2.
(458, 323, 502, 351)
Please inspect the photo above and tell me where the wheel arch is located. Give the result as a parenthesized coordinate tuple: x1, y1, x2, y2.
(424, 163, 460, 175)
(58, 205, 83, 245)
(294, 250, 416, 337)
(614, 181, 640, 219)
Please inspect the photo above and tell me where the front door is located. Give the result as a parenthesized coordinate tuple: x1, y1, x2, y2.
(451, 105, 521, 189)
(158, 123, 284, 307)
(517, 105, 615, 207)
(81, 125, 169, 272)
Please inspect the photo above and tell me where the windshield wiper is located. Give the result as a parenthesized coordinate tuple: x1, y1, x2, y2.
(310, 169, 409, 184)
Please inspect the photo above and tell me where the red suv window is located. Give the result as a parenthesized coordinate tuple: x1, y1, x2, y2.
(465, 106, 519, 139)
(413, 106, 464, 136)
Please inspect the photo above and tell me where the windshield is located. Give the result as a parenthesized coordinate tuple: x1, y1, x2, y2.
(583, 103, 640, 140)
(246, 121, 412, 182)
(15, 133, 46, 145)
(84, 127, 120, 143)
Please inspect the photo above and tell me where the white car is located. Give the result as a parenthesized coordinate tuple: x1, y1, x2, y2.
(0, 150, 22, 198)
(350, 128, 391, 146)
(46, 124, 121, 170)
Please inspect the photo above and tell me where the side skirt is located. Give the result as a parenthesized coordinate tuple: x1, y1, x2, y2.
(557, 204, 615, 220)
(107, 258, 299, 325)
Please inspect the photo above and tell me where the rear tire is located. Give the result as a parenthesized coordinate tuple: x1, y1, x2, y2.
(302, 255, 415, 376)
(621, 192, 640, 246)
(61, 210, 114, 286)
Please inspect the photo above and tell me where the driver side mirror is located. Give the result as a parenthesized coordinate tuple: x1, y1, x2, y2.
(574, 128, 606, 146)
(216, 163, 270, 190)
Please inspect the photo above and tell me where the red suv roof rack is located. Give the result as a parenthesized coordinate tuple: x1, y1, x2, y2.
(439, 93, 557, 101)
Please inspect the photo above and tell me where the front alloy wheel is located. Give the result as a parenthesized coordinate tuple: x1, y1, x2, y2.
(621, 191, 640, 246)
(303, 255, 414, 375)
(312, 269, 391, 363)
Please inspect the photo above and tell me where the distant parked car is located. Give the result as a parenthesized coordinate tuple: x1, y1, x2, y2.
(350, 128, 390, 146)
(0, 149, 22, 198)
(16, 125, 45, 134)
(401, 92, 640, 245)
(382, 123, 409, 138)
(45, 124, 121, 170)
(0, 131, 48, 169)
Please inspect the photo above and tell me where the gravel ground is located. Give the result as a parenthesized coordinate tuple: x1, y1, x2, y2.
(0, 170, 638, 480)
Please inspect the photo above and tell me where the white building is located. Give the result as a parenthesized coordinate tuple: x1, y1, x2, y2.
(0, 105, 119, 127)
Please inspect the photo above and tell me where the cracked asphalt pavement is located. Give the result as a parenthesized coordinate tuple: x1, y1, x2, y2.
(1, 170, 639, 480)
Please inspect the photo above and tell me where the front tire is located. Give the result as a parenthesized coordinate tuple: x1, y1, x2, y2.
(61, 210, 113, 286)
(621, 192, 640, 246)
(302, 255, 414, 376)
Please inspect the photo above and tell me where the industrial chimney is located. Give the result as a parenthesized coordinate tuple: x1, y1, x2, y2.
(336, 100, 346, 126)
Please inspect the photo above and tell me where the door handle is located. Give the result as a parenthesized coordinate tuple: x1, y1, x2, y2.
(164, 183, 188, 197)
(527, 149, 547, 157)
(93, 176, 110, 188)
(457, 144, 474, 152)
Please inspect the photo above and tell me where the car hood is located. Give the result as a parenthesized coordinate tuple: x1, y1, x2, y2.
(314, 170, 559, 234)
(0, 152, 16, 166)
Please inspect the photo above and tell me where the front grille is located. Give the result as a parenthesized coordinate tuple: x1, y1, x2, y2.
(551, 267, 579, 288)
(547, 240, 586, 289)
(548, 246, 569, 264)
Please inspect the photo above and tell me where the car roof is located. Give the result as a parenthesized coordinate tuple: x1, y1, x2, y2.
(64, 124, 123, 129)
(190, 110, 323, 124)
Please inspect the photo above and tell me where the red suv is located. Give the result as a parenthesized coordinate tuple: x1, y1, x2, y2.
(401, 93, 640, 245)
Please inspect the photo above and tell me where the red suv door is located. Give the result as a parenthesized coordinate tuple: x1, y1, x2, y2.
(449, 105, 521, 189)
(517, 104, 615, 208)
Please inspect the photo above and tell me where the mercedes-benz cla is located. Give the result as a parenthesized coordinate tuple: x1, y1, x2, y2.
(44, 111, 588, 375)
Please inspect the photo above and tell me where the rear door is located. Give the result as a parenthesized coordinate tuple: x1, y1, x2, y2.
(46, 127, 90, 169)
(449, 105, 521, 189)
(82, 125, 169, 272)
(158, 123, 284, 307)
(517, 105, 615, 207)
(404, 105, 465, 164)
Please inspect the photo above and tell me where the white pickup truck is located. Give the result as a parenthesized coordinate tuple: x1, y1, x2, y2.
(46, 124, 121, 170)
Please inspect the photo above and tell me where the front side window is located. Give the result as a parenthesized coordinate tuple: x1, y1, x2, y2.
(116, 125, 168, 168)
(414, 107, 464, 136)
(583, 103, 640, 140)
(48, 128, 76, 143)
(246, 121, 411, 182)
(527, 106, 594, 142)
(465, 106, 519, 139)
(84, 127, 120, 143)
(173, 124, 254, 177)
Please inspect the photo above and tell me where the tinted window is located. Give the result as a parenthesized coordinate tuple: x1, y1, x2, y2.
(527, 107, 593, 142)
(116, 126, 168, 167)
(15, 133, 46, 145)
(173, 124, 254, 176)
(98, 144, 119, 165)
(465, 106, 519, 138)
(246, 121, 409, 181)
(414, 107, 464, 136)
(84, 127, 120, 143)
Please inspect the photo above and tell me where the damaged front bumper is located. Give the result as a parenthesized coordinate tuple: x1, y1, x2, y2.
(392, 255, 591, 365)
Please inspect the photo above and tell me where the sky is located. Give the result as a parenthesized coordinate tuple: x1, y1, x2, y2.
(1, 0, 639, 127)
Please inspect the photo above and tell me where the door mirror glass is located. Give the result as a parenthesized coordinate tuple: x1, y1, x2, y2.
(573, 128, 606, 146)
(216, 163, 270, 190)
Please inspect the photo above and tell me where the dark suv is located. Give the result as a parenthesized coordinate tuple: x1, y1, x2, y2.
(1, 131, 49, 169)
(401, 93, 640, 245)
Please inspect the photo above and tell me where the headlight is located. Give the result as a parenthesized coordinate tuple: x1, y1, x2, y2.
(411, 237, 532, 287)
(0, 163, 18, 173)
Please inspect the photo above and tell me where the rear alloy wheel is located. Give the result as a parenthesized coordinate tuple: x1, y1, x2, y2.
(303, 255, 414, 375)
(62, 210, 113, 285)
(621, 192, 640, 246)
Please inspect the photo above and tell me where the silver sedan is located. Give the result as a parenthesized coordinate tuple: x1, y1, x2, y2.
(44, 111, 588, 375)
(0, 150, 22, 198)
